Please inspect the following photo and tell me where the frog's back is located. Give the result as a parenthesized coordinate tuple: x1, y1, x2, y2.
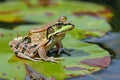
(28, 20, 57, 43)
(30, 30, 47, 43)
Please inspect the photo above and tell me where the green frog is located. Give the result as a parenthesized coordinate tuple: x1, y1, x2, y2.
(9, 16, 74, 63)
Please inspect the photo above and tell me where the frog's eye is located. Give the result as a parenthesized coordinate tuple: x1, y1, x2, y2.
(56, 22, 63, 28)
(47, 27, 54, 34)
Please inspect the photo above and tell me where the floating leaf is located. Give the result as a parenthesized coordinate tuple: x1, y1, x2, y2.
(0, 25, 111, 79)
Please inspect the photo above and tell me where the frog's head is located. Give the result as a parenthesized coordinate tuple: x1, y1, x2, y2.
(47, 16, 74, 39)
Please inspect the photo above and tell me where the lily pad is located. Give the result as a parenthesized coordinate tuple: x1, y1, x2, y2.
(0, 24, 111, 79)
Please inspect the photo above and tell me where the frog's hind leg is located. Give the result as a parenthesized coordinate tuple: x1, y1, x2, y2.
(16, 52, 40, 62)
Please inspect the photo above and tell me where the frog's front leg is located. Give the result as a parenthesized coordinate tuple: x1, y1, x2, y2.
(37, 40, 57, 62)
(38, 46, 58, 63)
(56, 41, 71, 56)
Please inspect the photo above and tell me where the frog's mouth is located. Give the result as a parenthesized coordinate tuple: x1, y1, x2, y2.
(55, 24, 74, 35)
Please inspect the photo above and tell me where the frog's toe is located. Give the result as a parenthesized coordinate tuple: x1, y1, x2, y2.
(32, 59, 40, 62)
(54, 57, 64, 60)
(50, 59, 59, 63)
(58, 48, 71, 56)
(34, 57, 42, 60)
(44, 57, 59, 63)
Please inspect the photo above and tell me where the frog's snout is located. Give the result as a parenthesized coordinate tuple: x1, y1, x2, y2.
(63, 23, 74, 32)
(69, 24, 74, 30)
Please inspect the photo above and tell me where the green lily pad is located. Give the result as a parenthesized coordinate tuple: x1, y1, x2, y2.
(0, 24, 111, 80)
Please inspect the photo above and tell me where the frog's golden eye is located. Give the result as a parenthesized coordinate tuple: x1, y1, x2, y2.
(47, 27, 54, 34)
(56, 22, 63, 28)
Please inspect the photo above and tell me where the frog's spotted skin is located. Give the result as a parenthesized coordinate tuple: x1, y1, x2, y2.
(9, 16, 74, 62)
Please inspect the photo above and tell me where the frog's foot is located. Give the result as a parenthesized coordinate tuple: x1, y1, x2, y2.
(51, 57, 64, 60)
(58, 48, 71, 56)
(44, 57, 59, 63)
(34, 57, 64, 63)
(44, 57, 64, 63)
(34, 57, 42, 60)
(32, 59, 41, 62)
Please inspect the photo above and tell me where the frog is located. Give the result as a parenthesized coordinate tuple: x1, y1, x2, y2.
(9, 16, 74, 63)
